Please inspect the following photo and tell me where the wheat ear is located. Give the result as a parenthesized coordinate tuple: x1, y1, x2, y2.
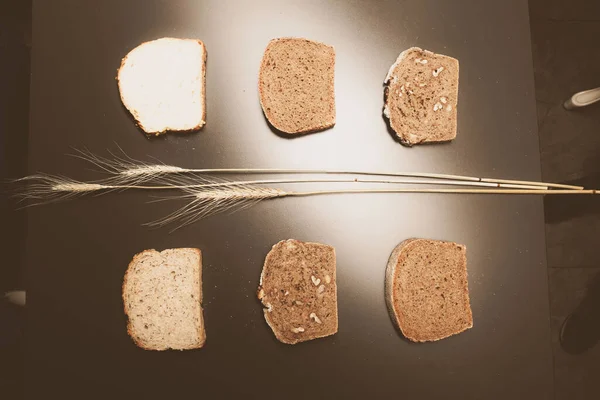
(147, 185, 286, 231)
(14, 174, 109, 204)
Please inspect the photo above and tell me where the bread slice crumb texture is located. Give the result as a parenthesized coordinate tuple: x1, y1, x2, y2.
(117, 37, 206, 135)
(385, 239, 473, 342)
(258, 37, 335, 135)
(384, 47, 459, 145)
(122, 248, 205, 350)
(258, 239, 338, 344)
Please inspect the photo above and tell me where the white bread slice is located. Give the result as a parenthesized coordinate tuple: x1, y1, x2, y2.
(117, 38, 206, 135)
(258, 239, 338, 344)
(385, 239, 473, 342)
(122, 248, 205, 350)
(384, 47, 459, 145)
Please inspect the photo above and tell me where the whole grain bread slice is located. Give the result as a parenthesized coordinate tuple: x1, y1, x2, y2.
(258, 239, 338, 344)
(258, 38, 335, 135)
(122, 248, 205, 350)
(117, 37, 207, 135)
(385, 239, 473, 342)
(383, 47, 459, 145)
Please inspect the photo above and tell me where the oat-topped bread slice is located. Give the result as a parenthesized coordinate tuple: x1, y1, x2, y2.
(258, 239, 338, 344)
(122, 248, 205, 350)
(117, 37, 207, 135)
(258, 38, 335, 135)
(385, 239, 473, 342)
(384, 47, 459, 145)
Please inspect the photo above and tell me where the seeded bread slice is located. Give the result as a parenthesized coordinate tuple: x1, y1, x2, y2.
(383, 47, 459, 145)
(117, 37, 207, 135)
(122, 248, 205, 350)
(385, 239, 473, 342)
(258, 239, 338, 344)
(258, 38, 335, 135)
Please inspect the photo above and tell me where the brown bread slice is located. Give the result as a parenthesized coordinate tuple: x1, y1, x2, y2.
(258, 38, 335, 135)
(257, 239, 338, 344)
(383, 47, 459, 145)
(385, 239, 473, 342)
(122, 248, 205, 350)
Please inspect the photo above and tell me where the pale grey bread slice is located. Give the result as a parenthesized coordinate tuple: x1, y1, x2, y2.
(383, 47, 459, 145)
(385, 238, 473, 342)
(258, 38, 335, 134)
(117, 37, 207, 135)
(257, 239, 338, 344)
(122, 248, 205, 350)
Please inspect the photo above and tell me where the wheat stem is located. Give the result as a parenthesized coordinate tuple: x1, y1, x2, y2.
(153, 186, 597, 228)
(287, 188, 598, 196)
(120, 167, 580, 190)
(69, 149, 584, 190)
(89, 178, 550, 191)
(22, 176, 554, 196)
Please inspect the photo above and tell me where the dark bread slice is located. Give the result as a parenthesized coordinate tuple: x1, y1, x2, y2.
(122, 248, 205, 350)
(258, 239, 338, 344)
(258, 38, 335, 135)
(384, 47, 459, 145)
(385, 239, 473, 342)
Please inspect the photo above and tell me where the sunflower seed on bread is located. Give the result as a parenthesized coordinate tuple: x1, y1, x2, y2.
(258, 239, 338, 344)
(384, 47, 459, 145)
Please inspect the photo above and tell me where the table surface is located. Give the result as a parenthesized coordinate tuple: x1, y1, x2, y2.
(28, 0, 553, 398)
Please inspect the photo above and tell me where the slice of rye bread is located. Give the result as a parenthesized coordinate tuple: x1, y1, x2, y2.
(258, 38, 335, 135)
(383, 47, 459, 146)
(122, 248, 205, 350)
(257, 239, 338, 344)
(385, 239, 473, 342)
(117, 37, 207, 135)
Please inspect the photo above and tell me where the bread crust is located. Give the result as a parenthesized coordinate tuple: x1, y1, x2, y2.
(122, 249, 154, 350)
(385, 239, 417, 338)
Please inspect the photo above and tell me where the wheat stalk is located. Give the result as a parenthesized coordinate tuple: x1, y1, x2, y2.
(70, 148, 583, 190)
(13, 150, 598, 229)
(16, 173, 557, 205)
(150, 184, 597, 230)
(14, 170, 598, 230)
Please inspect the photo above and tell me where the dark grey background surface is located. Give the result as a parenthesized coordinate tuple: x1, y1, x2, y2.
(28, 0, 552, 398)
